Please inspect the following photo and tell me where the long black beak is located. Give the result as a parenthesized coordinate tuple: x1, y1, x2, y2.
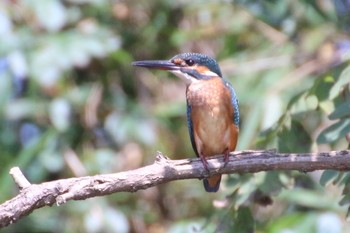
(132, 60, 179, 71)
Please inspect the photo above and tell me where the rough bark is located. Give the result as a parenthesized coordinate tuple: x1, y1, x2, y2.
(1, 150, 350, 228)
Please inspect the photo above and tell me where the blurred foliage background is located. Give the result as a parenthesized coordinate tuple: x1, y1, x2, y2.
(1, 0, 350, 232)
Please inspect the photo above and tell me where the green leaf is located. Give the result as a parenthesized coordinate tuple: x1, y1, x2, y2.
(255, 124, 279, 149)
(330, 65, 350, 99)
(234, 207, 255, 233)
(319, 99, 335, 115)
(320, 170, 339, 186)
(258, 171, 284, 194)
(32, 0, 67, 32)
(310, 75, 335, 101)
(168, 219, 215, 233)
(279, 189, 340, 210)
(347, 207, 350, 221)
(339, 192, 350, 206)
(329, 101, 350, 120)
(317, 118, 350, 143)
(339, 173, 350, 185)
(235, 177, 257, 206)
(290, 93, 318, 114)
(278, 120, 312, 153)
(265, 213, 314, 233)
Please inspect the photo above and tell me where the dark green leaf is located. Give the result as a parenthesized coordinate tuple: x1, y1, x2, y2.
(339, 173, 350, 185)
(234, 207, 254, 233)
(347, 207, 350, 220)
(278, 120, 312, 153)
(309, 75, 334, 101)
(255, 124, 279, 149)
(329, 101, 350, 120)
(320, 170, 339, 186)
(330, 65, 350, 99)
(339, 192, 350, 206)
(317, 119, 350, 143)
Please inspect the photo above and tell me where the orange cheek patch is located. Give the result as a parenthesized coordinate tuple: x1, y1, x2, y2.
(195, 65, 210, 74)
(173, 58, 185, 66)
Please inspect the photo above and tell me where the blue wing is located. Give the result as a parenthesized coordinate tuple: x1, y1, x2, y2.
(223, 79, 240, 127)
(186, 100, 199, 157)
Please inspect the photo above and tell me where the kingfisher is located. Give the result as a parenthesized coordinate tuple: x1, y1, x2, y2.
(132, 53, 239, 192)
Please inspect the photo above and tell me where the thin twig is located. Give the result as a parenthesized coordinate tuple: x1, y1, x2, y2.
(9, 167, 31, 190)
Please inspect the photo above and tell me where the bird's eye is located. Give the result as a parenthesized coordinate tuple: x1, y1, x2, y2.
(185, 59, 195, 66)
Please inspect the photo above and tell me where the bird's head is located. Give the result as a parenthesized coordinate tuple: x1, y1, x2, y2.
(132, 53, 222, 83)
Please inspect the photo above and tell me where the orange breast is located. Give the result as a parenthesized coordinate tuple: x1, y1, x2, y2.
(187, 78, 238, 157)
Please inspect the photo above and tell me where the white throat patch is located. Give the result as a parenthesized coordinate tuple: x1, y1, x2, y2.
(170, 70, 198, 84)
(170, 69, 218, 84)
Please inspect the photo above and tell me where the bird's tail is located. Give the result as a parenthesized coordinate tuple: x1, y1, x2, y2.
(203, 175, 221, 192)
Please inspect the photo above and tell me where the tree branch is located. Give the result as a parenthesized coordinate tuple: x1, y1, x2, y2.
(1, 150, 350, 228)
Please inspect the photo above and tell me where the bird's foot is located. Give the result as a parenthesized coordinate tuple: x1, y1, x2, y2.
(199, 154, 210, 172)
(223, 149, 230, 167)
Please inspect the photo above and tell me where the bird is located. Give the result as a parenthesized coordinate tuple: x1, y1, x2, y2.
(132, 53, 239, 192)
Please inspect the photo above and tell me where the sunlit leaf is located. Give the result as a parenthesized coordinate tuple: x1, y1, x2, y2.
(330, 65, 350, 99)
(103, 207, 130, 233)
(83, 205, 129, 233)
(32, 0, 67, 32)
(319, 99, 335, 115)
(265, 213, 310, 233)
(30, 30, 119, 87)
(262, 93, 283, 129)
(5, 99, 47, 120)
(168, 219, 215, 233)
(7, 50, 28, 78)
(0, 10, 12, 35)
(290, 93, 318, 114)
(40, 150, 64, 173)
(279, 189, 340, 210)
(50, 98, 71, 132)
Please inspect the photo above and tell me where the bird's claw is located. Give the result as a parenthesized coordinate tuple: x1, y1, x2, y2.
(199, 154, 210, 173)
(223, 149, 230, 167)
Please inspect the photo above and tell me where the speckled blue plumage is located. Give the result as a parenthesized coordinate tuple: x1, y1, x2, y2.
(186, 99, 198, 156)
(223, 79, 240, 127)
